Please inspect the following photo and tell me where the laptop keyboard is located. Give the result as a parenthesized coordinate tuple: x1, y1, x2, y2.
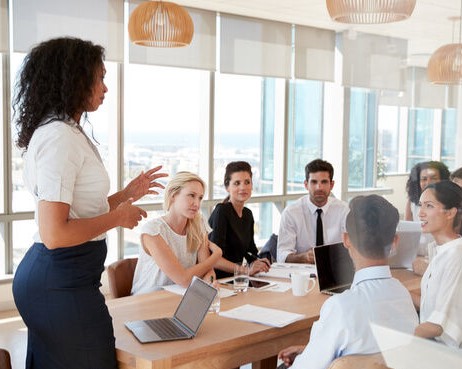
(145, 318, 189, 339)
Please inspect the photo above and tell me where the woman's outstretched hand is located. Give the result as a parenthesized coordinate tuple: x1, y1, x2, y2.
(124, 165, 168, 201)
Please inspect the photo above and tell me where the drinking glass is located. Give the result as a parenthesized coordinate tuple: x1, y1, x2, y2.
(233, 264, 250, 292)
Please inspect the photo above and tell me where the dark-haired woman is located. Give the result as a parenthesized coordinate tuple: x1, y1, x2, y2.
(405, 161, 450, 221)
(415, 180, 462, 348)
(12, 37, 166, 369)
(208, 161, 270, 278)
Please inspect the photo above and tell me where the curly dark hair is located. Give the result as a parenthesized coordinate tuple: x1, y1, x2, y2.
(13, 37, 105, 150)
(406, 161, 450, 205)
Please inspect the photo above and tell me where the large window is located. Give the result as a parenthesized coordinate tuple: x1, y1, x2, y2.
(214, 73, 285, 198)
(407, 108, 434, 170)
(377, 105, 400, 174)
(441, 109, 457, 169)
(287, 79, 323, 192)
(348, 88, 377, 189)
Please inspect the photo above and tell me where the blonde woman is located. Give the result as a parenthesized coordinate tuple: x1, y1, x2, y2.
(131, 172, 222, 294)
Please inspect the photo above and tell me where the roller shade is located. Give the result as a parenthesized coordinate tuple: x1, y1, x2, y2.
(341, 31, 407, 91)
(13, 0, 123, 62)
(294, 25, 335, 82)
(220, 13, 291, 78)
(0, 0, 8, 52)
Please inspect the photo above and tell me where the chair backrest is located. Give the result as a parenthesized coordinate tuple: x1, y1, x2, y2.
(107, 258, 138, 298)
(327, 353, 390, 369)
(0, 348, 12, 369)
(258, 233, 278, 262)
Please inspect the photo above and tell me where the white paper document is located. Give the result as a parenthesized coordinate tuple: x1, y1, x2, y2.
(163, 284, 236, 298)
(219, 304, 305, 328)
(257, 263, 317, 279)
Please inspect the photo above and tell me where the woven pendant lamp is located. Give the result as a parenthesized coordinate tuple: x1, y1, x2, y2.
(128, 1, 194, 47)
(428, 9, 462, 84)
(326, 0, 416, 24)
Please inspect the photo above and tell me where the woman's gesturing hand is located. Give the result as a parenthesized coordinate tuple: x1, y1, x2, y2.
(124, 165, 168, 202)
(116, 198, 147, 229)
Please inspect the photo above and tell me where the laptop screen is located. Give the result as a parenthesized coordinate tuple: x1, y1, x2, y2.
(314, 242, 355, 292)
(174, 277, 217, 333)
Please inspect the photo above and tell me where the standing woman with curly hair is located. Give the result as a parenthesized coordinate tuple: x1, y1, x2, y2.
(405, 161, 450, 221)
(12, 37, 167, 369)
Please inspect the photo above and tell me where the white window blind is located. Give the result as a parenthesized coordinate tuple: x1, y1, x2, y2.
(294, 25, 335, 82)
(0, 0, 7, 52)
(129, 2, 216, 71)
(407, 67, 447, 109)
(13, 0, 123, 62)
(220, 14, 291, 78)
(341, 31, 407, 91)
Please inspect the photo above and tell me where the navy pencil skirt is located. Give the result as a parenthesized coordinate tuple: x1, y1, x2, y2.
(13, 241, 117, 369)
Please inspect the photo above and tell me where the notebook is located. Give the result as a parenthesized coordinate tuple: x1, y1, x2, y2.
(125, 276, 217, 343)
(388, 221, 421, 269)
(314, 242, 355, 295)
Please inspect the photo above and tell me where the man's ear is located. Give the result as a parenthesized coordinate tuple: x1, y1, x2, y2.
(389, 234, 399, 256)
(304, 180, 309, 191)
(330, 180, 335, 191)
(342, 232, 351, 249)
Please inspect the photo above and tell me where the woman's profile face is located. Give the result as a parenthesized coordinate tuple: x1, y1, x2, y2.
(171, 180, 204, 219)
(419, 168, 441, 190)
(418, 189, 452, 235)
(226, 171, 252, 204)
(86, 63, 108, 113)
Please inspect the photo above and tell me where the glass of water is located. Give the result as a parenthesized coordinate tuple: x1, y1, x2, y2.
(233, 264, 250, 292)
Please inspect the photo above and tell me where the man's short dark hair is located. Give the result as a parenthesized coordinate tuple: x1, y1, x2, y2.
(305, 159, 334, 181)
(346, 195, 399, 259)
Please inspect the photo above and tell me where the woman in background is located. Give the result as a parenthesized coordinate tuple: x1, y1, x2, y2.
(415, 180, 462, 348)
(405, 161, 450, 221)
(12, 37, 166, 369)
(450, 167, 462, 188)
(209, 161, 270, 279)
(131, 171, 222, 294)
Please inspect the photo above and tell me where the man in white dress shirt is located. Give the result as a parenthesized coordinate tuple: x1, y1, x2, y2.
(277, 159, 349, 263)
(278, 195, 419, 369)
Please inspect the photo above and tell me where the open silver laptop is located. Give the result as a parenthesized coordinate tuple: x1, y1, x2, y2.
(388, 221, 421, 269)
(314, 242, 355, 295)
(125, 276, 217, 343)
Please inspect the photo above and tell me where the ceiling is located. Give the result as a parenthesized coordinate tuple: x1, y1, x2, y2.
(174, 0, 462, 67)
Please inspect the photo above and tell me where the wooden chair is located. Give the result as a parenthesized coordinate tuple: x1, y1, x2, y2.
(107, 258, 138, 298)
(327, 353, 390, 369)
(0, 349, 12, 369)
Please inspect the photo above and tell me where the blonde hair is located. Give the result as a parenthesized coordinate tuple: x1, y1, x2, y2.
(164, 171, 206, 252)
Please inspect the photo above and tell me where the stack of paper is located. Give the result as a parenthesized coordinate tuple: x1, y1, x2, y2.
(257, 263, 317, 279)
(219, 304, 305, 328)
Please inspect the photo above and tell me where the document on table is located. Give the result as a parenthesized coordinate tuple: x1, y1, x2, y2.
(163, 284, 237, 298)
(219, 304, 305, 328)
(256, 262, 317, 279)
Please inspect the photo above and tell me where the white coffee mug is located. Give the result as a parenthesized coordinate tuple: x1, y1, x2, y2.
(290, 271, 316, 296)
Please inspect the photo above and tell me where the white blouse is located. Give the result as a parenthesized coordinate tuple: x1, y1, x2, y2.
(23, 119, 110, 242)
(420, 237, 462, 348)
(131, 217, 211, 295)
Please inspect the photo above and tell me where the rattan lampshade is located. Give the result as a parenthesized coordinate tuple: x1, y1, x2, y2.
(326, 0, 416, 24)
(128, 1, 194, 47)
(427, 44, 462, 85)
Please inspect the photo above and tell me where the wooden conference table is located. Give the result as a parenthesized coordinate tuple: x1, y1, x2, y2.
(106, 269, 421, 369)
